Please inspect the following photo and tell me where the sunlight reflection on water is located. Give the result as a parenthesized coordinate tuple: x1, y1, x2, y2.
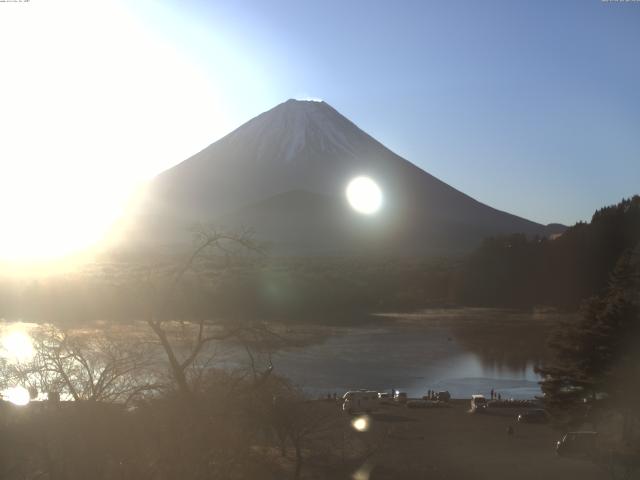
(1, 325, 35, 363)
(0, 322, 37, 404)
(2, 386, 30, 406)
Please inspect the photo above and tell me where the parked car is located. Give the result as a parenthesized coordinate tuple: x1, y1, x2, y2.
(435, 390, 451, 402)
(517, 409, 549, 424)
(343, 391, 378, 414)
(378, 392, 394, 405)
(394, 391, 408, 404)
(471, 394, 487, 412)
(556, 431, 599, 458)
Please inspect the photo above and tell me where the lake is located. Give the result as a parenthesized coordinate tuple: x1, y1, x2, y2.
(263, 308, 569, 399)
(0, 308, 571, 401)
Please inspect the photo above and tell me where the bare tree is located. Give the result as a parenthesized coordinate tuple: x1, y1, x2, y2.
(263, 386, 341, 480)
(2, 324, 159, 405)
(132, 226, 279, 399)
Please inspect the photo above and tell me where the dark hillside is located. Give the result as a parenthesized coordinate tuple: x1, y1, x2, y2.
(455, 196, 640, 308)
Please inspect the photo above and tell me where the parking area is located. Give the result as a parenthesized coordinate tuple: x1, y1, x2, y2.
(338, 399, 609, 479)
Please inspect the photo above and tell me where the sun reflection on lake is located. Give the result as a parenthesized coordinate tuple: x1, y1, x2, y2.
(2, 386, 31, 406)
(0, 324, 37, 405)
(1, 325, 35, 363)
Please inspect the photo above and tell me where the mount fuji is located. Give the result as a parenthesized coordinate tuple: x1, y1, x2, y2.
(123, 99, 564, 255)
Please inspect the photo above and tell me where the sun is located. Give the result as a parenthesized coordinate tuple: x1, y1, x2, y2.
(0, 0, 231, 264)
(346, 176, 383, 215)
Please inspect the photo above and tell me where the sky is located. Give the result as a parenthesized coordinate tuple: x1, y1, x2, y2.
(0, 0, 638, 261)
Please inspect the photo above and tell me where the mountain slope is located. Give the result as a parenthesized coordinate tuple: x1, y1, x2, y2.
(124, 99, 563, 254)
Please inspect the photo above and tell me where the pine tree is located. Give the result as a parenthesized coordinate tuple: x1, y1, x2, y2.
(537, 244, 640, 429)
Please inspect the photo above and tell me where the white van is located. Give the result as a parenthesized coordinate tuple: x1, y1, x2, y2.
(471, 394, 488, 412)
(342, 391, 379, 414)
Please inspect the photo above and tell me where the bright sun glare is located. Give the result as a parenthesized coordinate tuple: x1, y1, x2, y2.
(0, 0, 235, 264)
(346, 177, 383, 215)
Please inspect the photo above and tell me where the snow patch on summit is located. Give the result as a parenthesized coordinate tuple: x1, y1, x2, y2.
(225, 99, 360, 164)
(296, 96, 324, 102)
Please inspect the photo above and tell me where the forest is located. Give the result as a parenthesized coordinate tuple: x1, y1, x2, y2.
(454, 196, 640, 309)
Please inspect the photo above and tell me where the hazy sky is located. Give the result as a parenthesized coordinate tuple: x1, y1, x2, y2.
(0, 0, 638, 259)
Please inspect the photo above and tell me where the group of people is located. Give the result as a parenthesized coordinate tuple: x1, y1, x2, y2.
(422, 389, 504, 400)
(325, 389, 505, 402)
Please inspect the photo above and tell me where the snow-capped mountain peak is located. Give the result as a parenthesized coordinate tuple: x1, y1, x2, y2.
(126, 99, 561, 254)
(222, 99, 362, 164)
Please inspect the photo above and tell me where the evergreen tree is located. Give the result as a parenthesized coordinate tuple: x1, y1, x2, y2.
(537, 244, 640, 429)
(456, 195, 640, 308)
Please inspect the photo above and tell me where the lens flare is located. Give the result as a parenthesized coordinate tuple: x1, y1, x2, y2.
(351, 416, 370, 432)
(346, 177, 382, 215)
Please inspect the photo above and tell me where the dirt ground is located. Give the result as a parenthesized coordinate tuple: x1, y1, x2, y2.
(292, 399, 611, 480)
